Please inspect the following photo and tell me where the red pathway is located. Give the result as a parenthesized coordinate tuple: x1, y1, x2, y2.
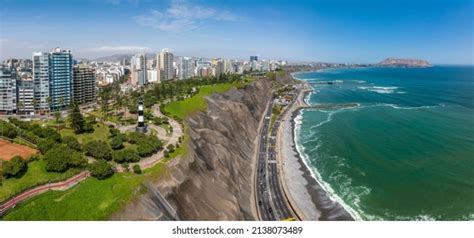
(0, 171, 90, 217)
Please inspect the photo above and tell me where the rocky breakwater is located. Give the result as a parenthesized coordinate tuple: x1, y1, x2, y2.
(112, 79, 272, 221)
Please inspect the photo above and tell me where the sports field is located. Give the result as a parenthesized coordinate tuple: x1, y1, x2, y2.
(0, 139, 38, 161)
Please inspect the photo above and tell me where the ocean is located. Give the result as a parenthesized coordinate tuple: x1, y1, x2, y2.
(293, 66, 474, 220)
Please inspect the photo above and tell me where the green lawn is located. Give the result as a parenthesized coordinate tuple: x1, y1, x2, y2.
(60, 123, 110, 144)
(0, 160, 80, 203)
(2, 160, 169, 220)
(164, 82, 247, 120)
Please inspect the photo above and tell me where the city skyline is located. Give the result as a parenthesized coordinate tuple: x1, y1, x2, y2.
(0, 0, 472, 64)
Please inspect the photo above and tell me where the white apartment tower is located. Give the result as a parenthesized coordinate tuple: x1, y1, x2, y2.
(32, 52, 50, 113)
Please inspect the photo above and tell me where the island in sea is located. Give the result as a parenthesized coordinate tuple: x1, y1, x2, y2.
(377, 58, 432, 67)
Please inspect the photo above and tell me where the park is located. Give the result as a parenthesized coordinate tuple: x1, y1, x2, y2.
(0, 72, 255, 220)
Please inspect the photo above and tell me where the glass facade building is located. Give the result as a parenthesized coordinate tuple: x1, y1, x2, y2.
(49, 48, 73, 110)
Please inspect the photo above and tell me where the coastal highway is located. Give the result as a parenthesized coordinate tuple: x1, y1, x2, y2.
(256, 99, 276, 220)
(255, 89, 300, 221)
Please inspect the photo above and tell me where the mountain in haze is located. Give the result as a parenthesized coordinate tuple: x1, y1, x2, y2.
(94, 53, 167, 62)
(377, 58, 431, 67)
(94, 54, 133, 62)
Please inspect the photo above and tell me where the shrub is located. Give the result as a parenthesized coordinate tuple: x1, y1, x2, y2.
(110, 136, 124, 150)
(137, 143, 154, 157)
(88, 160, 114, 180)
(84, 140, 112, 160)
(126, 132, 142, 144)
(38, 139, 57, 154)
(2, 156, 27, 178)
(112, 149, 140, 163)
(109, 128, 120, 137)
(62, 136, 82, 151)
(166, 144, 175, 153)
(132, 164, 141, 174)
(82, 122, 94, 133)
(121, 162, 130, 172)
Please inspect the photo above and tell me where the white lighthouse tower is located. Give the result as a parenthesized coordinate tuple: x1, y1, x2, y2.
(136, 100, 147, 133)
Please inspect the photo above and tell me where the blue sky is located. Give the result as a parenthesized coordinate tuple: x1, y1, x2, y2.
(0, 0, 472, 64)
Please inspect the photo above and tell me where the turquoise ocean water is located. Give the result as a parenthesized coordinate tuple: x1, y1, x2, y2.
(294, 66, 474, 220)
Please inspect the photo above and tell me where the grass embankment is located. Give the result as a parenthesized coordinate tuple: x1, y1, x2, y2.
(3, 160, 168, 220)
(164, 82, 248, 120)
(0, 160, 80, 203)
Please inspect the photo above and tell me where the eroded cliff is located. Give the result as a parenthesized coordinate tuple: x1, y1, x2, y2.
(112, 79, 272, 220)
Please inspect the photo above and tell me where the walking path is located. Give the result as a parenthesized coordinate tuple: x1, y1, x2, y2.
(0, 104, 183, 217)
(0, 171, 90, 217)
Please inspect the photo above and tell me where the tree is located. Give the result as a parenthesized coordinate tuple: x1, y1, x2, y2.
(54, 111, 61, 123)
(47, 96, 52, 116)
(54, 111, 61, 131)
(112, 149, 140, 163)
(110, 136, 124, 150)
(44, 144, 70, 172)
(84, 140, 112, 160)
(44, 144, 86, 172)
(0, 120, 17, 139)
(59, 96, 65, 110)
(166, 144, 175, 153)
(38, 139, 57, 154)
(132, 164, 141, 174)
(2, 156, 27, 178)
(88, 160, 114, 180)
(32, 98, 38, 114)
(62, 136, 82, 151)
(18, 101, 24, 115)
(69, 102, 85, 134)
(69, 152, 88, 168)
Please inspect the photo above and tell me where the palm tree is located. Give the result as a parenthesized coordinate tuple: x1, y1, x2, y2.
(47, 96, 52, 118)
(54, 111, 61, 131)
(32, 98, 38, 117)
(59, 96, 65, 111)
(17, 101, 24, 115)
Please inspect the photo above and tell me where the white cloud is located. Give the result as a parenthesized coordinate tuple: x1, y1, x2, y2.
(88, 45, 151, 52)
(134, 0, 240, 32)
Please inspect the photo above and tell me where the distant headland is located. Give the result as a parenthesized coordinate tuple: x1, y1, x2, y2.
(377, 58, 431, 67)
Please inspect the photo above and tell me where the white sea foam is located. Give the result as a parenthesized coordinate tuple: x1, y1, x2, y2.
(358, 86, 400, 94)
(293, 110, 364, 220)
(375, 103, 439, 110)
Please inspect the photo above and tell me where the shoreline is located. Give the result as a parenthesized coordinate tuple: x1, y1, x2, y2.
(280, 82, 354, 221)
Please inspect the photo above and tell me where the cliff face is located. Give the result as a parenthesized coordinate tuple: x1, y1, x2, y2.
(112, 79, 272, 220)
(377, 58, 431, 67)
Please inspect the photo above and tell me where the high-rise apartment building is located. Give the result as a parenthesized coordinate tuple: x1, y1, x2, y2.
(49, 48, 73, 111)
(178, 57, 193, 80)
(131, 53, 147, 86)
(73, 64, 96, 105)
(0, 65, 17, 114)
(33, 52, 50, 113)
(157, 49, 174, 81)
(214, 60, 224, 78)
(17, 79, 35, 115)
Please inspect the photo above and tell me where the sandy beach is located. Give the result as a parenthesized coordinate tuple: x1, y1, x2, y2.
(277, 83, 354, 221)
